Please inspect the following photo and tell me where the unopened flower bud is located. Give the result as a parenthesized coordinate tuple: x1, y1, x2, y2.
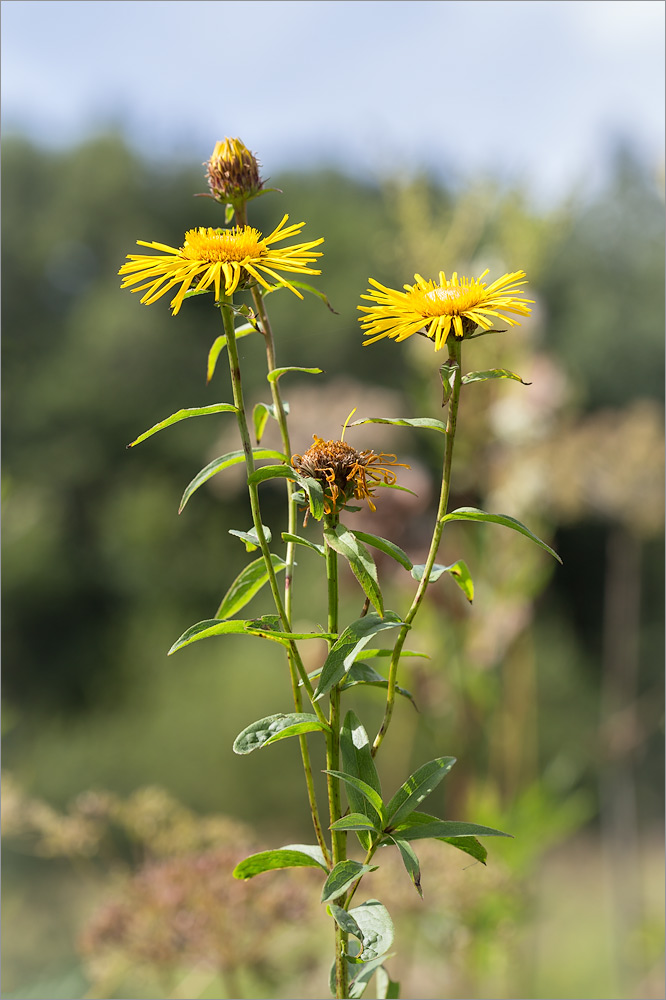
(205, 137, 263, 205)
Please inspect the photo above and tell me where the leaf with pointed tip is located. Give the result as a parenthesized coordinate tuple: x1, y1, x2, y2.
(215, 554, 286, 619)
(411, 559, 474, 602)
(340, 662, 417, 708)
(441, 507, 562, 563)
(462, 368, 531, 386)
(388, 836, 422, 897)
(179, 448, 285, 513)
(281, 532, 325, 557)
(321, 860, 378, 904)
(206, 324, 256, 384)
(246, 464, 296, 486)
(233, 844, 327, 879)
(325, 525, 383, 616)
(357, 648, 428, 662)
(128, 404, 237, 448)
(168, 617, 335, 654)
(299, 476, 325, 520)
(392, 811, 510, 843)
(339, 711, 383, 850)
(350, 416, 447, 434)
(386, 757, 457, 828)
(267, 366, 323, 384)
(325, 770, 385, 826)
(229, 525, 272, 552)
(233, 713, 330, 754)
(314, 612, 404, 701)
(252, 400, 290, 444)
(329, 813, 380, 833)
(351, 530, 413, 571)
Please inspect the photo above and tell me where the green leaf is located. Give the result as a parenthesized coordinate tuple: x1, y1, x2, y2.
(300, 476, 325, 520)
(325, 770, 386, 826)
(441, 507, 562, 563)
(321, 860, 378, 904)
(127, 404, 237, 448)
(340, 662, 417, 709)
(351, 530, 413, 571)
(385, 757, 457, 828)
(328, 903, 365, 943)
(349, 899, 395, 961)
(206, 324, 256, 384)
(233, 844, 328, 879)
(462, 368, 531, 385)
(233, 713, 330, 754)
(376, 966, 401, 999)
(340, 711, 383, 850)
(246, 464, 296, 486)
(179, 448, 286, 513)
(348, 957, 394, 999)
(411, 559, 474, 602)
(388, 836, 422, 897)
(252, 400, 290, 444)
(281, 532, 326, 557)
(350, 416, 447, 435)
(439, 357, 458, 407)
(229, 525, 272, 552)
(314, 612, 404, 701)
(392, 812, 510, 842)
(168, 616, 335, 654)
(267, 366, 323, 383)
(358, 648, 429, 662)
(280, 280, 338, 312)
(329, 813, 380, 832)
(215, 554, 286, 619)
(324, 525, 383, 616)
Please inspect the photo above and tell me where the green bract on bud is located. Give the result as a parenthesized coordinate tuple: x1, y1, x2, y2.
(206, 137, 263, 205)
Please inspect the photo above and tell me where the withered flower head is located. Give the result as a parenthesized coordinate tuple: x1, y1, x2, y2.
(206, 137, 263, 205)
(291, 435, 408, 516)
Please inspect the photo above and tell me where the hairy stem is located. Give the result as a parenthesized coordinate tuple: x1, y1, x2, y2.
(324, 513, 348, 999)
(220, 299, 330, 863)
(372, 338, 463, 755)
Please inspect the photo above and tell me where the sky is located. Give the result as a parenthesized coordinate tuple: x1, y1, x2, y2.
(2, 0, 664, 206)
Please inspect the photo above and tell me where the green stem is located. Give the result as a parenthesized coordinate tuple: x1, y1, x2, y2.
(324, 512, 348, 999)
(220, 298, 331, 864)
(372, 338, 463, 756)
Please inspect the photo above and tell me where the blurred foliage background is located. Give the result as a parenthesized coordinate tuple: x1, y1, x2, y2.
(2, 133, 664, 999)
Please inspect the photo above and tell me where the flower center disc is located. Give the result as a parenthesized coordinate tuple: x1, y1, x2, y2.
(182, 227, 263, 263)
(421, 283, 482, 316)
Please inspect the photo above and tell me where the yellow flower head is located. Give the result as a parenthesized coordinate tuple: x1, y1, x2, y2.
(206, 137, 263, 204)
(291, 435, 408, 515)
(359, 270, 533, 350)
(119, 215, 323, 315)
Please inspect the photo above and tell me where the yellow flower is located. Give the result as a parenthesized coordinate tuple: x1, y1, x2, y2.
(291, 436, 408, 515)
(359, 270, 533, 350)
(119, 215, 323, 315)
(205, 137, 263, 204)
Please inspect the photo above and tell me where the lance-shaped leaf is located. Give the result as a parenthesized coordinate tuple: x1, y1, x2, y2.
(215, 554, 286, 619)
(246, 464, 297, 486)
(299, 476, 325, 520)
(233, 713, 330, 754)
(357, 648, 429, 663)
(229, 525, 272, 552)
(351, 530, 413, 572)
(179, 448, 285, 513)
(388, 835, 422, 897)
(168, 616, 335, 655)
(461, 368, 531, 386)
(339, 711, 383, 849)
(350, 416, 447, 435)
(411, 559, 474, 602)
(127, 404, 237, 448)
(314, 612, 404, 701)
(233, 843, 328, 879)
(340, 662, 417, 709)
(206, 323, 256, 384)
(391, 811, 510, 843)
(252, 400, 290, 445)
(325, 770, 386, 826)
(385, 757, 457, 829)
(329, 813, 380, 833)
(441, 507, 562, 563)
(321, 860, 378, 904)
(281, 532, 325, 557)
(264, 280, 337, 312)
(267, 366, 323, 384)
(325, 525, 383, 616)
